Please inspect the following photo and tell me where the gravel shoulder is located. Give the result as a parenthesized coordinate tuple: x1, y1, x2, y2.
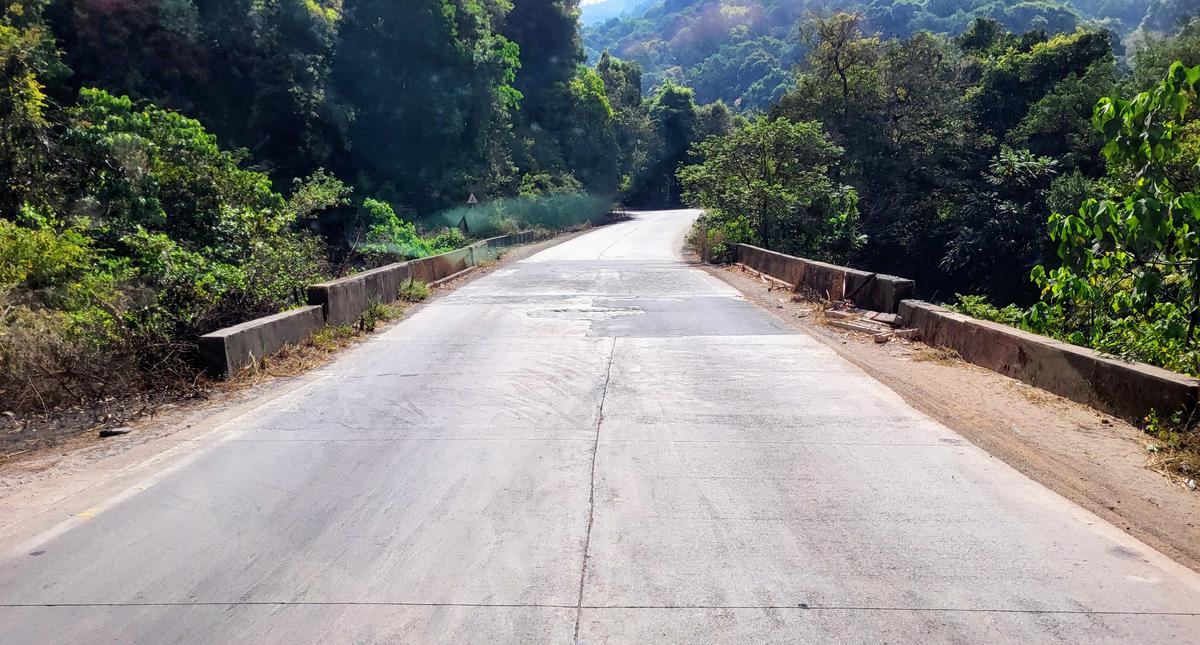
(705, 261, 1200, 573)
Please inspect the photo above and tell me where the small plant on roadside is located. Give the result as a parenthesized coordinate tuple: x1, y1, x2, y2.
(310, 325, 356, 349)
(1145, 410, 1187, 451)
(358, 297, 388, 332)
(399, 278, 430, 302)
(1142, 409, 1200, 489)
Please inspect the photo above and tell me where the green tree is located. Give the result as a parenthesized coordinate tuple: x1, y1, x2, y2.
(1030, 62, 1200, 374)
(679, 117, 862, 263)
(634, 81, 696, 205)
(333, 0, 521, 213)
(0, 0, 66, 214)
(774, 21, 972, 290)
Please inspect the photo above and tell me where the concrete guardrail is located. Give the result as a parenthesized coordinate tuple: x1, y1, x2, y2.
(198, 305, 325, 378)
(732, 243, 1199, 420)
(200, 231, 535, 378)
(734, 244, 914, 313)
(899, 300, 1200, 422)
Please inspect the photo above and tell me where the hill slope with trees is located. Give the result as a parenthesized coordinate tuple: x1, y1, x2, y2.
(0, 0, 734, 414)
(683, 13, 1200, 377)
(584, 0, 1196, 110)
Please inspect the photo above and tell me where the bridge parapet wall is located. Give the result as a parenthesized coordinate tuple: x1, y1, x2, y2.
(900, 300, 1199, 422)
(733, 244, 914, 313)
(201, 232, 535, 378)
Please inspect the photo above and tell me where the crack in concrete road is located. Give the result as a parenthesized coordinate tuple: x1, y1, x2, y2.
(575, 337, 617, 641)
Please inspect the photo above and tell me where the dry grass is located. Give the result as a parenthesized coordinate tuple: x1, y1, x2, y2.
(909, 344, 962, 364)
(1147, 448, 1200, 490)
(1142, 409, 1200, 490)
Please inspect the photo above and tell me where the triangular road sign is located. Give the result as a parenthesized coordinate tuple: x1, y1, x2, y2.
(466, 193, 479, 205)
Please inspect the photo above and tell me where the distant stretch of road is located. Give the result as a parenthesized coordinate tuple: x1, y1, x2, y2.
(1, 210, 1198, 642)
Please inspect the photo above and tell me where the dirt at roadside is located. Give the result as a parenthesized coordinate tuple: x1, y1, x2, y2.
(705, 262, 1200, 573)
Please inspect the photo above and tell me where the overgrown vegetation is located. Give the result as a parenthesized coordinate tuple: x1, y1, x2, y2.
(685, 13, 1200, 378)
(0, 0, 726, 416)
(1028, 62, 1200, 376)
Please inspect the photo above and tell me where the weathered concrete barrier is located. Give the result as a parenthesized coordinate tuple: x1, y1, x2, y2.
(308, 261, 414, 327)
(199, 305, 325, 377)
(309, 232, 536, 326)
(408, 246, 473, 284)
(845, 270, 916, 315)
(899, 300, 1200, 422)
(734, 244, 913, 313)
(736, 244, 806, 285)
(473, 231, 536, 262)
(204, 231, 538, 376)
(204, 230, 532, 374)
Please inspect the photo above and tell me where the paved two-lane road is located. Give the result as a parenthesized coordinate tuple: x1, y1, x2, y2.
(2, 210, 1199, 642)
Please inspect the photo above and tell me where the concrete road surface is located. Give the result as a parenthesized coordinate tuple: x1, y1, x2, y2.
(2, 210, 1199, 643)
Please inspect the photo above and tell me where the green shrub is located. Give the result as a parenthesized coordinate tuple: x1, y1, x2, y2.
(399, 277, 430, 302)
(427, 227, 469, 253)
(689, 211, 755, 263)
(358, 296, 388, 332)
(359, 198, 432, 258)
(1028, 62, 1200, 376)
(949, 294, 1028, 328)
(0, 88, 341, 412)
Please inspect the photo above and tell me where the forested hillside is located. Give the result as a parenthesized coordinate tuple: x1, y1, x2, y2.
(0, 0, 734, 413)
(684, 13, 1200, 376)
(584, 0, 1196, 109)
(3, 0, 1200, 417)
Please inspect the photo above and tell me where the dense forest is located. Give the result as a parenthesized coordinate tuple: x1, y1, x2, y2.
(1, 0, 1199, 416)
(684, 13, 1200, 376)
(0, 0, 734, 412)
(584, 0, 1196, 109)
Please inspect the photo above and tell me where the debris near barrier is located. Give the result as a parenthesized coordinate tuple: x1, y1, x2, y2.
(823, 302, 919, 345)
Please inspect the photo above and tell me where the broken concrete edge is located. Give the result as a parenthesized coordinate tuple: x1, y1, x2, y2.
(734, 244, 914, 313)
(898, 299, 1200, 423)
(201, 231, 536, 378)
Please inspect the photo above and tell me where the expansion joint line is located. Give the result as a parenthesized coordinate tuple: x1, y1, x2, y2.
(574, 337, 617, 642)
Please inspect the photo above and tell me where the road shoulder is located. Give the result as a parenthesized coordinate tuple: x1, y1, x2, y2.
(0, 231, 588, 542)
(703, 261, 1200, 573)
